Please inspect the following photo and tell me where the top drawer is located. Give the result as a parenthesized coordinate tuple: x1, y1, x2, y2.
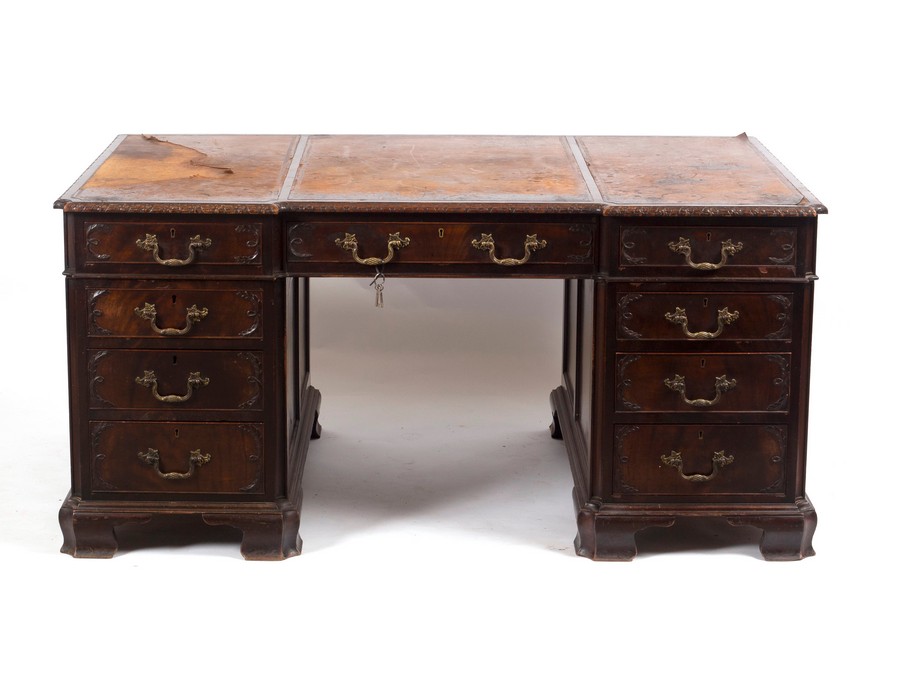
(613, 222, 802, 278)
(285, 219, 596, 275)
(73, 218, 266, 274)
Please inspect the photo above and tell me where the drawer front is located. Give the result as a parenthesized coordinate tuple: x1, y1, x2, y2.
(88, 350, 263, 411)
(286, 220, 595, 271)
(616, 353, 790, 413)
(89, 421, 264, 495)
(86, 285, 264, 340)
(618, 224, 798, 277)
(613, 424, 786, 497)
(78, 220, 263, 272)
(617, 291, 793, 342)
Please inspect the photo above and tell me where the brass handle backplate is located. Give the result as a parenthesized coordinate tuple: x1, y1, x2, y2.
(660, 450, 734, 482)
(135, 370, 209, 403)
(664, 374, 736, 407)
(668, 236, 743, 270)
(136, 233, 212, 266)
(472, 233, 547, 266)
(335, 232, 410, 265)
(134, 303, 208, 336)
(137, 447, 211, 480)
(665, 306, 739, 339)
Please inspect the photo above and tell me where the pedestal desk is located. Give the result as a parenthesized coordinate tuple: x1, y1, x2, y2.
(55, 134, 825, 560)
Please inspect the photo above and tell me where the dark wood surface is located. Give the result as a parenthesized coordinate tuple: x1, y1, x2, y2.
(57, 134, 825, 560)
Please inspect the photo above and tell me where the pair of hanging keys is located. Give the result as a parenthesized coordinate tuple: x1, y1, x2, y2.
(369, 265, 386, 308)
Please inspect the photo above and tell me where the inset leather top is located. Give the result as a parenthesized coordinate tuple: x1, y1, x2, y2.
(56, 134, 826, 216)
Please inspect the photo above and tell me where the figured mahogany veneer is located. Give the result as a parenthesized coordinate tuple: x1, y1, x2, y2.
(56, 134, 825, 560)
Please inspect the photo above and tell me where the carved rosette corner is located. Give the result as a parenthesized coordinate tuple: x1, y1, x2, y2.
(617, 294, 644, 339)
(760, 425, 787, 494)
(88, 290, 112, 335)
(616, 355, 643, 411)
(238, 424, 264, 493)
(87, 350, 114, 408)
(766, 355, 791, 411)
(613, 425, 641, 494)
(85, 223, 111, 260)
(566, 224, 594, 262)
(233, 224, 262, 264)
(287, 223, 314, 259)
(620, 226, 647, 265)
(765, 295, 793, 340)
(90, 422, 117, 491)
(237, 353, 263, 409)
(235, 291, 262, 337)
(767, 228, 797, 265)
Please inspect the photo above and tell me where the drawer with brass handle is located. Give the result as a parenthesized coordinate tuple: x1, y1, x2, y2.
(88, 421, 266, 496)
(616, 291, 794, 342)
(285, 219, 596, 273)
(612, 424, 787, 498)
(75, 219, 265, 273)
(614, 223, 801, 277)
(87, 350, 264, 411)
(615, 353, 790, 413)
(82, 283, 265, 341)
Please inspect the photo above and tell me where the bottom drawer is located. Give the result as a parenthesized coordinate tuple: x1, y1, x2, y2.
(613, 424, 786, 497)
(89, 421, 264, 495)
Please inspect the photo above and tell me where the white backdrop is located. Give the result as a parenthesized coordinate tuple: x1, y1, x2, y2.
(1, 1, 894, 695)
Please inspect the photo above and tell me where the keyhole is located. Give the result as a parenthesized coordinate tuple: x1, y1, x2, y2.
(700, 358, 706, 368)
(172, 294, 177, 305)
(706, 232, 712, 242)
(170, 228, 177, 238)
(703, 297, 709, 308)
(698, 430, 704, 440)
(174, 428, 180, 438)
(172, 355, 177, 365)
(438, 227, 445, 238)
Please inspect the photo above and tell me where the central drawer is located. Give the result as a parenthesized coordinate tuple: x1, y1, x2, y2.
(285, 219, 596, 274)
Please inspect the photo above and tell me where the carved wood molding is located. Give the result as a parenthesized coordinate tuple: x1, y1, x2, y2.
(768, 229, 797, 265)
(620, 226, 647, 264)
(90, 422, 116, 491)
(238, 424, 264, 493)
(235, 291, 262, 336)
(766, 355, 791, 411)
(617, 294, 643, 339)
(88, 290, 112, 335)
(760, 425, 787, 494)
(287, 223, 314, 258)
(602, 205, 821, 217)
(614, 425, 641, 494)
(237, 353, 263, 409)
(566, 224, 594, 262)
(233, 224, 262, 264)
(87, 351, 113, 408)
(84, 223, 112, 260)
(765, 294, 793, 340)
(65, 202, 280, 215)
(615, 355, 642, 411)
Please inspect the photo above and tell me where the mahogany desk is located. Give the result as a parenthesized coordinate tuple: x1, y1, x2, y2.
(55, 134, 825, 560)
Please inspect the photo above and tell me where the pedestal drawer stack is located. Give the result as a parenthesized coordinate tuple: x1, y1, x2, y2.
(571, 217, 819, 561)
(60, 215, 305, 559)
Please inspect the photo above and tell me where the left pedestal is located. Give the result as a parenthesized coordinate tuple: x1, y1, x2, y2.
(60, 214, 317, 560)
